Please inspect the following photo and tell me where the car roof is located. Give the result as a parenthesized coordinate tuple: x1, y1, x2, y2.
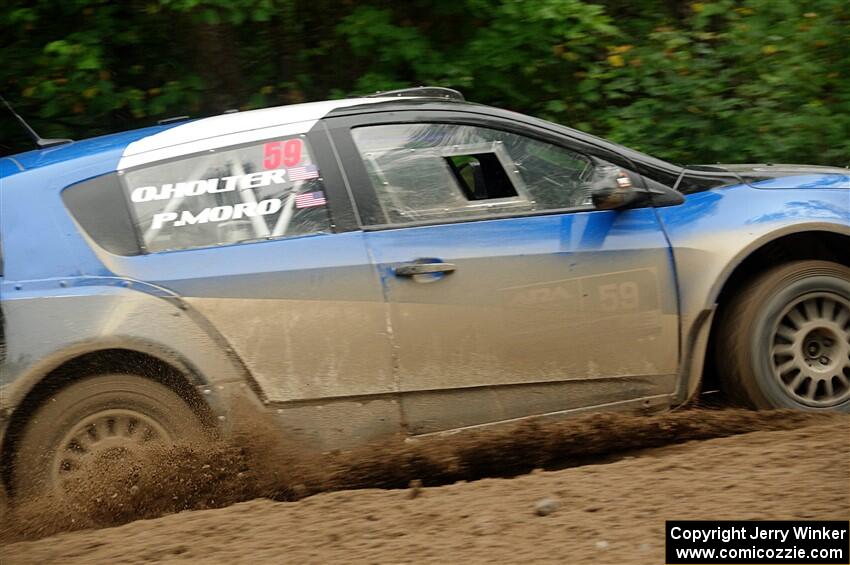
(116, 97, 399, 170)
(1, 94, 680, 185)
(1, 97, 408, 178)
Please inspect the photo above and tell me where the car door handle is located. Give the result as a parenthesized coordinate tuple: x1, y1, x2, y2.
(394, 262, 457, 277)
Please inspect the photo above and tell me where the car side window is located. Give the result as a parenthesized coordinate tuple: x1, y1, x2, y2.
(122, 136, 332, 253)
(351, 123, 596, 225)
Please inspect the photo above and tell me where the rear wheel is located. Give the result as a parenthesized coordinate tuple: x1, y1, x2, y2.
(12, 374, 208, 500)
(717, 260, 850, 411)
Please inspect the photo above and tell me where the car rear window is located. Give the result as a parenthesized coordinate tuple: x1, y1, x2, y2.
(64, 136, 335, 256)
(122, 136, 332, 253)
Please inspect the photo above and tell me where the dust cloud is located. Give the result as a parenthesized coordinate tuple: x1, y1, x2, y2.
(1, 407, 841, 543)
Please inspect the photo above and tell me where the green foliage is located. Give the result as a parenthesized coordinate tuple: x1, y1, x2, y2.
(588, 0, 850, 165)
(1, 0, 848, 166)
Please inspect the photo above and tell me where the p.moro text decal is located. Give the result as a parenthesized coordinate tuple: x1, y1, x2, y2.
(131, 169, 287, 203)
(151, 198, 283, 229)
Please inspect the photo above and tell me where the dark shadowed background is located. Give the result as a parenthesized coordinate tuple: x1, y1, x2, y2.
(1, 0, 848, 165)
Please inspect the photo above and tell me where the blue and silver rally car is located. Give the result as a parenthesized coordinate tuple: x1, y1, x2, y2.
(1, 87, 848, 498)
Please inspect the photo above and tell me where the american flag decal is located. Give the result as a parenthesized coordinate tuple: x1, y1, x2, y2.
(295, 191, 327, 209)
(288, 164, 320, 181)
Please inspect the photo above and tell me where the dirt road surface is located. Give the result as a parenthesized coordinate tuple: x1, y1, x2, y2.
(2, 412, 848, 564)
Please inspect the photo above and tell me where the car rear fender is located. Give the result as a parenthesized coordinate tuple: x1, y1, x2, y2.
(0, 278, 259, 421)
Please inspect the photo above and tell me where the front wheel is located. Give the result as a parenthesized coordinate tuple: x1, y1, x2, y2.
(12, 374, 209, 500)
(716, 260, 850, 411)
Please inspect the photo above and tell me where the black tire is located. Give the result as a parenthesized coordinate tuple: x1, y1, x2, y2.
(13, 374, 208, 500)
(716, 260, 850, 411)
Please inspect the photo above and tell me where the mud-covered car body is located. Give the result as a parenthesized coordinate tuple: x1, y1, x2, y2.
(1, 93, 849, 471)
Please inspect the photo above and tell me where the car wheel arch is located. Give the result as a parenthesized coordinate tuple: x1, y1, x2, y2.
(0, 345, 217, 496)
(696, 227, 850, 399)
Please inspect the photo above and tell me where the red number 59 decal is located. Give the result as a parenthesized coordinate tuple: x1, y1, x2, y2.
(263, 139, 303, 169)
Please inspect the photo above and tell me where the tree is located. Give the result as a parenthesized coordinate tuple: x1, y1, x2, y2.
(2, 0, 848, 166)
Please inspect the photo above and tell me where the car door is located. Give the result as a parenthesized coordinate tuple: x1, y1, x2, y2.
(100, 128, 399, 447)
(326, 112, 680, 434)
